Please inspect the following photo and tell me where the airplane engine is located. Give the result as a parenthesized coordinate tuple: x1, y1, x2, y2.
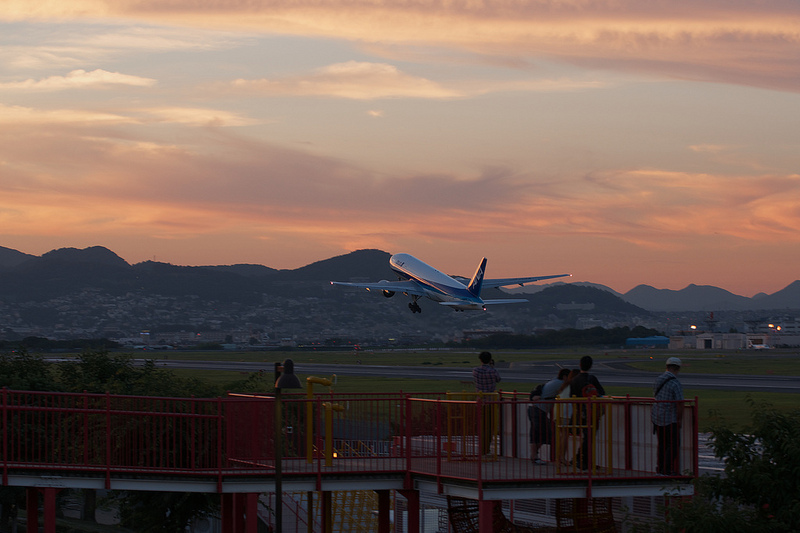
(377, 280, 395, 297)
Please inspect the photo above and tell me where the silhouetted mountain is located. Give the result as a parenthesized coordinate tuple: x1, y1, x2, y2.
(276, 249, 392, 282)
(0, 245, 798, 314)
(203, 264, 278, 278)
(131, 261, 264, 303)
(623, 284, 753, 312)
(507, 281, 622, 298)
(758, 280, 800, 309)
(41, 246, 129, 268)
(527, 285, 648, 315)
(0, 247, 133, 301)
(0, 246, 35, 269)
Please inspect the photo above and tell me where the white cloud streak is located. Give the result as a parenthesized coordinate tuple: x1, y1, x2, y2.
(232, 61, 462, 99)
(0, 69, 156, 90)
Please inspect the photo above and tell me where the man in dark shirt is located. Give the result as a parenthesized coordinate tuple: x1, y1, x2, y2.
(569, 356, 605, 470)
(652, 357, 683, 475)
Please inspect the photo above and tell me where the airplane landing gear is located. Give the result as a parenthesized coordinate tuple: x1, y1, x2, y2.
(408, 302, 422, 313)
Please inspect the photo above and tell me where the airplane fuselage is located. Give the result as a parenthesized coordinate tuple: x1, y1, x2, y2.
(330, 252, 569, 313)
(389, 253, 486, 310)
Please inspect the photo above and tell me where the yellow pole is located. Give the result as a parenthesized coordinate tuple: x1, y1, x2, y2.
(322, 402, 345, 466)
(305, 376, 334, 463)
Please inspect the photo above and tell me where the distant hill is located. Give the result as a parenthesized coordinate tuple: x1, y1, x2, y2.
(41, 246, 130, 268)
(202, 264, 278, 278)
(507, 281, 622, 298)
(276, 249, 392, 282)
(758, 280, 800, 309)
(0, 246, 35, 269)
(0, 245, 798, 312)
(623, 284, 753, 312)
(0, 246, 134, 301)
(526, 285, 648, 316)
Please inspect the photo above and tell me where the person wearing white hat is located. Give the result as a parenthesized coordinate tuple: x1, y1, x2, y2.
(651, 357, 684, 476)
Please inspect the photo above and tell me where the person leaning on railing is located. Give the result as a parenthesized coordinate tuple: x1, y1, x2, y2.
(529, 368, 571, 465)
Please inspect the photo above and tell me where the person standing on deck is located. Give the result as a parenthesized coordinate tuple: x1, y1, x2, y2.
(652, 357, 684, 476)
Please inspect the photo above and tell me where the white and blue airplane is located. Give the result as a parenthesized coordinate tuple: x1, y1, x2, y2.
(331, 253, 570, 313)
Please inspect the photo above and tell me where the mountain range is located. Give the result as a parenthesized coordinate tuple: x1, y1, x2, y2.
(0, 245, 798, 313)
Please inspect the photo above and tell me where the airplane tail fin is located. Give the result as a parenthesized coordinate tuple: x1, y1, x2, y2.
(467, 258, 487, 297)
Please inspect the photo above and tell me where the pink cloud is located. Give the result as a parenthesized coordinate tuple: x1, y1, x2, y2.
(4, 1, 799, 92)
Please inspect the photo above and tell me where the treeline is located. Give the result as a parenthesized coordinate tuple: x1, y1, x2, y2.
(0, 336, 121, 351)
(455, 325, 663, 349)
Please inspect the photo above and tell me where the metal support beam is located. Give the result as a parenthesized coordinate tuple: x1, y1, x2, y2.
(399, 489, 420, 533)
(26, 488, 37, 533)
(377, 489, 391, 533)
(478, 500, 496, 533)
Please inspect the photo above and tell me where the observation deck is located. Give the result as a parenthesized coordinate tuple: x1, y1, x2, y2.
(2, 388, 696, 532)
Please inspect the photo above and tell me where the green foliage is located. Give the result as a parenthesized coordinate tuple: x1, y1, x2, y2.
(0, 336, 120, 352)
(57, 350, 140, 394)
(655, 399, 800, 532)
(55, 351, 220, 397)
(224, 368, 276, 394)
(0, 349, 54, 390)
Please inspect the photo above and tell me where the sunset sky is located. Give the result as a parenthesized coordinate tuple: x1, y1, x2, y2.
(1, 1, 799, 296)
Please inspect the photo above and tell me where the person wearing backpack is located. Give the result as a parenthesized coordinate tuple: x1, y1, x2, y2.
(569, 356, 606, 470)
(651, 357, 684, 476)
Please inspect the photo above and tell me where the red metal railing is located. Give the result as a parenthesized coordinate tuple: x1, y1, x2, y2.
(0, 388, 698, 491)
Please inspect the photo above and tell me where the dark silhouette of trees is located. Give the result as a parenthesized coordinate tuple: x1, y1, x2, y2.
(631, 400, 800, 532)
(457, 326, 662, 349)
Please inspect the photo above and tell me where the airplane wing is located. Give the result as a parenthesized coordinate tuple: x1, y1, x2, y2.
(482, 273, 571, 289)
(482, 298, 529, 304)
(330, 280, 426, 296)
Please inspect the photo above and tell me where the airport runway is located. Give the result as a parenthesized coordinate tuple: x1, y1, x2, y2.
(150, 358, 800, 394)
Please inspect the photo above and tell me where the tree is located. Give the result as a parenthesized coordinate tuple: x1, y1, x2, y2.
(641, 399, 800, 532)
(111, 491, 219, 533)
(0, 348, 55, 391)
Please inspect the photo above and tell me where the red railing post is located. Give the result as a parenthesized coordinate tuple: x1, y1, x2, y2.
(82, 392, 89, 467)
(190, 396, 196, 472)
(624, 394, 633, 471)
(105, 392, 111, 489)
(693, 397, 699, 477)
(2, 387, 7, 486)
(217, 396, 224, 493)
(511, 392, 518, 458)
(404, 394, 412, 485)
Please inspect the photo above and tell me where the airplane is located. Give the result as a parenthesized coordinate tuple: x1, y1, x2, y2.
(330, 253, 570, 313)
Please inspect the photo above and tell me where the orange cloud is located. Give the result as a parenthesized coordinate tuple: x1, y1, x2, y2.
(3, 1, 799, 92)
(2, 107, 799, 258)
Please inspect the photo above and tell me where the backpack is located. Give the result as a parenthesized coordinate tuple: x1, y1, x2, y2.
(581, 382, 599, 398)
(581, 378, 604, 419)
(529, 384, 544, 401)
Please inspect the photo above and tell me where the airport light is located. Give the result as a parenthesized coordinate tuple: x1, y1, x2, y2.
(274, 359, 302, 533)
